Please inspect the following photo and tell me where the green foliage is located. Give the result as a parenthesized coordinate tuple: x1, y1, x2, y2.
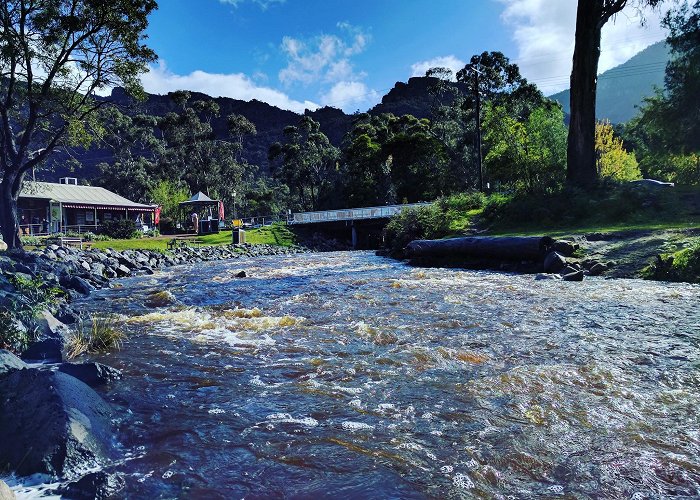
(19, 235, 43, 247)
(384, 205, 451, 255)
(642, 239, 700, 283)
(595, 121, 641, 181)
(482, 103, 567, 193)
(0, 0, 158, 250)
(481, 183, 672, 230)
(81, 232, 110, 242)
(100, 219, 137, 239)
(0, 274, 63, 353)
(269, 116, 340, 211)
(149, 180, 190, 221)
(341, 113, 451, 207)
(644, 153, 700, 186)
(625, 2, 700, 184)
(65, 314, 125, 358)
(436, 191, 486, 212)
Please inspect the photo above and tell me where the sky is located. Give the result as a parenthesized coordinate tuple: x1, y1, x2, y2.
(140, 0, 672, 114)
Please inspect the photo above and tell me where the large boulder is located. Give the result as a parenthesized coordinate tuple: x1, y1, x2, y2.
(0, 241, 7, 252)
(20, 311, 67, 363)
(543, 251, 567, 274)
(57, 362, 122, 387)
(0, 369, 115, 478)
(0, 480, 14, 499)
(0, 350, 26, 376)
(57, 471, 125, 500)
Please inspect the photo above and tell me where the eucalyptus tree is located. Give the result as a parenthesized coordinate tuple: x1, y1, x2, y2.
(268, 116, 339, 211)
(0, 0, 157, 249)
(567, 0, 663, 188)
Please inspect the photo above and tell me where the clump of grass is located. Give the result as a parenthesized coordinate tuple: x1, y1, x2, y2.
(65, 314, 125, 359)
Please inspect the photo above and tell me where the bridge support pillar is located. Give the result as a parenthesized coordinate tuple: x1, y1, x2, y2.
(351, 224, 358, 249)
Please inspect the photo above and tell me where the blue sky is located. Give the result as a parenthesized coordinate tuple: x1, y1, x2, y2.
(140, 0, 670, 113)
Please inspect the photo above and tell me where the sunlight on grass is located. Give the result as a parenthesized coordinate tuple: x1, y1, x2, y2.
(91, 222, 298, 251)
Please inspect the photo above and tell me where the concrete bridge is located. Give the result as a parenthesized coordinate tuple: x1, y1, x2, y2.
(287, 203, 431, 248)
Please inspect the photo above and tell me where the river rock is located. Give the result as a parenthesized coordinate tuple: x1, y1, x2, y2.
(562, 270, 585, 282)
(0, 369, 115, 477)
(57, 471, 125, 500)
(543, 251, 567, 274)
(0, 241, 7, 252)
(588, 262, 607, 276)
(0, 349, 27, 376)
(19, 311, 67, 362)
(60, 275, 95, 295)
(561, 264, 580, 275)
(535, 273, 560, 280)
(57, 362, 122, 387)
(0, 480, 14, 500)
(234, 270, 247, 278)
(145, 290, 176, 308)
(553, 240, 577, 256)
(115, 264, 131, 277)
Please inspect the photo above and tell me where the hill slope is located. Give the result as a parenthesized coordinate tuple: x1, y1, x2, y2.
(550, 41, 670, 123)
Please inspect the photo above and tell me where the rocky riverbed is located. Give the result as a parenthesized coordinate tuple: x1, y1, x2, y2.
(0, 242, 308, 497)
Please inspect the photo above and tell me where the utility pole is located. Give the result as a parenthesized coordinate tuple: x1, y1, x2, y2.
(471, 66, 484, 192)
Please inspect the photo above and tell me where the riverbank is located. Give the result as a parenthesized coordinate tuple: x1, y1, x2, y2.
(0, 242, 310, 496)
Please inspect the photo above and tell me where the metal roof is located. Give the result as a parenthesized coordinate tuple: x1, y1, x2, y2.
(180, 191, 219, 205)
(20, 181, 155, 209)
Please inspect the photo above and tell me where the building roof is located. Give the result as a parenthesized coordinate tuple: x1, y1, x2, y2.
(180, 191, 219, 205)
(20, 182, 155, 210)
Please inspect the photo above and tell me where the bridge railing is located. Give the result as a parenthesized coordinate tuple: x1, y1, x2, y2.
(288, 203, 432, 225)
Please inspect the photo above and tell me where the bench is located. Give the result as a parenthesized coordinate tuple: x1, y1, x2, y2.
(47, 237, 85, 249)
(167, 238, 204, 249)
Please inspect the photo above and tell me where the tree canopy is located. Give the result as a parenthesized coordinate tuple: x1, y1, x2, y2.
(0, 0, 157, 249)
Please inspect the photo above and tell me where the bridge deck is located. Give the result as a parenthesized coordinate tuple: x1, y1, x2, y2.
(288, 203, 431, 225)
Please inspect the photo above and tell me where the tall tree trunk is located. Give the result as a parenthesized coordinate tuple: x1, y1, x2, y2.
(0, 172, 23, 251)
(567, 1, 604, 188)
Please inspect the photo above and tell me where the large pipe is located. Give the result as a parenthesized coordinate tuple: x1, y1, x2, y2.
(405, 236, 554, 261)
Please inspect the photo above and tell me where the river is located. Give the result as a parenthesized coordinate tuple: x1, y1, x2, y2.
(18, 251, 700, 498)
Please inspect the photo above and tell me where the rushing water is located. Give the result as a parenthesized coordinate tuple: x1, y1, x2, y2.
(19, 251, 700, 498)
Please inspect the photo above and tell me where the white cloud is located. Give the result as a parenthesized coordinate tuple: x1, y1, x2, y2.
(320, 81, 379, 112)
(410, 55, 466, 80)
(218, 0, 285, 10)
(497, 0, 671, 95)
(141, 60, 318, 113)
(279, 23, 371, 86)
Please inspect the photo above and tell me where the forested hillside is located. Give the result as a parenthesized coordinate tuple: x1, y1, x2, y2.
(550, 41, 670, 123)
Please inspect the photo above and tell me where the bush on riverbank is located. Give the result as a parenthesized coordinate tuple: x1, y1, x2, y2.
(385, 204, 450, 256)
(0, 275, 63, 353)
(642, 239, 700, 283)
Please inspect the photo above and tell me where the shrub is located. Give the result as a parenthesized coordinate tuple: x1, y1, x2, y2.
(643, 240, 700, 283)
(65, 314, 125, 358)
(437, 191, 486, 213)
(80, 231, 110, 242)
(100, 219, 137, 239)
(19, 235, 43, 247)
(385, 204, 450, 256)
(0, 275, 63, 354)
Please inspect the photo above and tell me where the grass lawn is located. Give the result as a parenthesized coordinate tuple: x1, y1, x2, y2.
(92, 222, 298, 252)
(458, 185, 700, 238)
